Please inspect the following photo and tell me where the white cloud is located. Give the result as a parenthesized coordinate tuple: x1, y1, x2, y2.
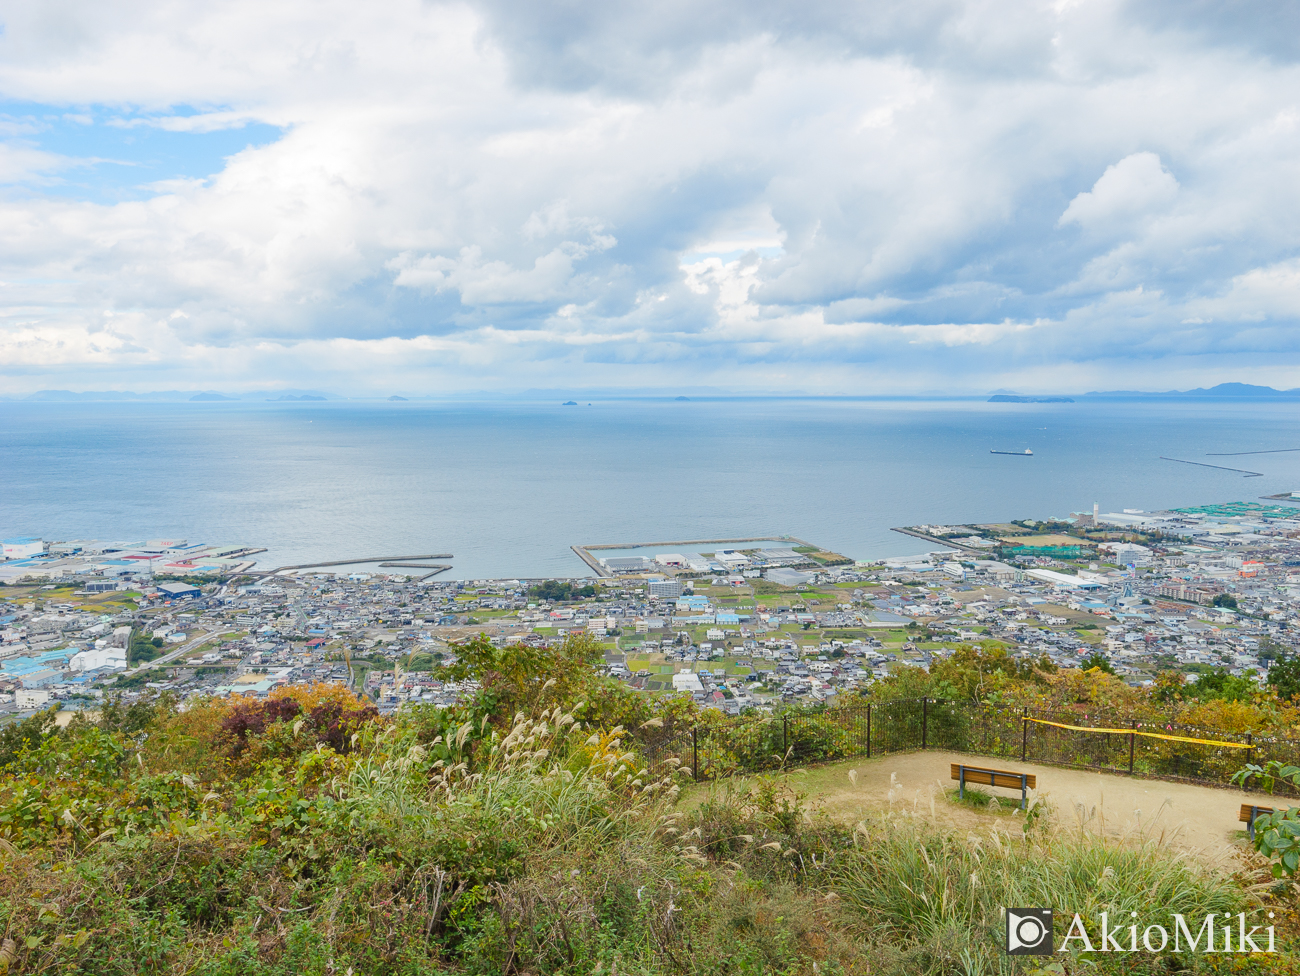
(1058, 151, 1179, 230)
(0, 140, 77, 183)
(0, 0, 1298, 394)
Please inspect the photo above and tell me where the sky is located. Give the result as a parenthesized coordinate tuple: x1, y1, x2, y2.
(0, 0, 1299, 396)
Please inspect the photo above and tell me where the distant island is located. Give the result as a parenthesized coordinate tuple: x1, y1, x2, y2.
(10, 382, 1300, 404)
(1083, 382, 1300, 399)
(984, 382, 1300, 402)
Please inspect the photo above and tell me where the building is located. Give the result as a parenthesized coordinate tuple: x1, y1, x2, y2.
(974, 560, 1019, 581)
(70, 646, 127, 672)
(19, 668, 62, 688)
(2, 538, 43, 560)
(16, 689, 51, 708)
(653, 553, 687, 568)
(156, 582, 201, 600)
(1024, 569, 1104, 591)
(671, 670, 705, 693)
(599, 556, 653, 574)
(1155, 582, 1221, 605)
(647, 578, 683, 599)
(766, 568, 813, 586)
(715, 550, 750, 567)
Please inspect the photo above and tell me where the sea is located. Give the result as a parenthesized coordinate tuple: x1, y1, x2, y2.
(5, 397, 1300, 580)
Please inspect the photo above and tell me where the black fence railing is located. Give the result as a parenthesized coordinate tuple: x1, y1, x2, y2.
(633, 698, 1300, 797)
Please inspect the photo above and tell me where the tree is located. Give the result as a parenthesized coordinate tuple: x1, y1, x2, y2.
(1162, 665, 1256, 704)
(94, 691, 179, 735)
(0, 706, 59, 769)
(1268, 651, 1300, 702)
(530, 580, 597, 602)
(928, 644, 1047, 701)
(1081, 651, 1115, 675)
(1257, 636, 1288, 664)
(1231, 761, 1300, 876)
(129, 629, 163, 664)
(438, 633, 605, 724)
(1212, 593, 1238, 609)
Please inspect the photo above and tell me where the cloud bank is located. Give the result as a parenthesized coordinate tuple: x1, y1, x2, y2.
(0, 0, 1298, 394)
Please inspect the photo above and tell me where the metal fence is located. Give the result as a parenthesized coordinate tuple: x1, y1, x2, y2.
(635, 698, 1300, 797)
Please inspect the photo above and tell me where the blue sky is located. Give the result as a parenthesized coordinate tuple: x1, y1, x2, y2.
(0, 0, 1298, 395)
(0, 101, 281, 203)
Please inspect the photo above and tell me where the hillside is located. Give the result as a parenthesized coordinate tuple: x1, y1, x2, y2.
(0, 636, 1295, 975)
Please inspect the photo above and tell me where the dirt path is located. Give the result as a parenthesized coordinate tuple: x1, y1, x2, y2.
(695, 750, 1285, 869)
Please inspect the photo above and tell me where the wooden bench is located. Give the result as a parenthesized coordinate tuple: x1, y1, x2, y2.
(951, 763, 1037, 810)
(1240, 804, 1274, 841)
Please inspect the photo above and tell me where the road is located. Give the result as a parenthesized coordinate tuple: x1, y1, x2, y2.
(135, 629, 222, 672)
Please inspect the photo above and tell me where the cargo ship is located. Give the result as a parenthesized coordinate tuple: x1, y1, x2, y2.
(990, 449, 1033, 455)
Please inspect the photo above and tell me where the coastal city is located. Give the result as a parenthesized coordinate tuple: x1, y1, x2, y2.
(4, 498, 1300, 720)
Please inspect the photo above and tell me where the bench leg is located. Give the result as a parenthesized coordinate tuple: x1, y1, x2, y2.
(959, 768, 965, 800)
(1020, 774, 1027, 811)
(1249, 807, 1257, 842)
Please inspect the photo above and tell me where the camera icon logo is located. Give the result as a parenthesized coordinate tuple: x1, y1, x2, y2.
(1005, 908, 1053, 955)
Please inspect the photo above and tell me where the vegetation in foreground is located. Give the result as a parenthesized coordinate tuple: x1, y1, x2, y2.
(0, 636, 1295, 975)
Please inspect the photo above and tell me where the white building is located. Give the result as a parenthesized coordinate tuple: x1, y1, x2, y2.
(1025, 569, 1104, 591)
(2, 538, 43, 560)
(70, 645, 128, 672)
(600, 556, 653, 573)
(647, 579, 683, 600)
(672, 670, 705, 693)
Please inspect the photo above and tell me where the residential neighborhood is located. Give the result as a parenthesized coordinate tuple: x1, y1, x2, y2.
(5, 498, 1300, 721)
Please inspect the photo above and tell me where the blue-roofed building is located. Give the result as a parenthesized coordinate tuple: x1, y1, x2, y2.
(19, 668, 62, 688)
(1, 658, 42, 676)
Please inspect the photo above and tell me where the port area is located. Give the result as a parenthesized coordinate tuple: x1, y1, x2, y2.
(1260, 493, 1300, 503)
(572, 537, 852, 578)
(246, 554, 454, 581)
(891, 522, 1099, 561)
(890, 526, 981, 554)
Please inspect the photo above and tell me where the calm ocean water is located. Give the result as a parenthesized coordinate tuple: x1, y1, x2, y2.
(4, 398, 1300, 579)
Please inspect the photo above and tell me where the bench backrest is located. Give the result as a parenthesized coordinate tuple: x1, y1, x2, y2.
(950, 763, 1036, 791)
(1240, 804, 1274, 823)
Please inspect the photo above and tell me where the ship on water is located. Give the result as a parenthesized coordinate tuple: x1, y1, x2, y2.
(990, 449, 1033, 455)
